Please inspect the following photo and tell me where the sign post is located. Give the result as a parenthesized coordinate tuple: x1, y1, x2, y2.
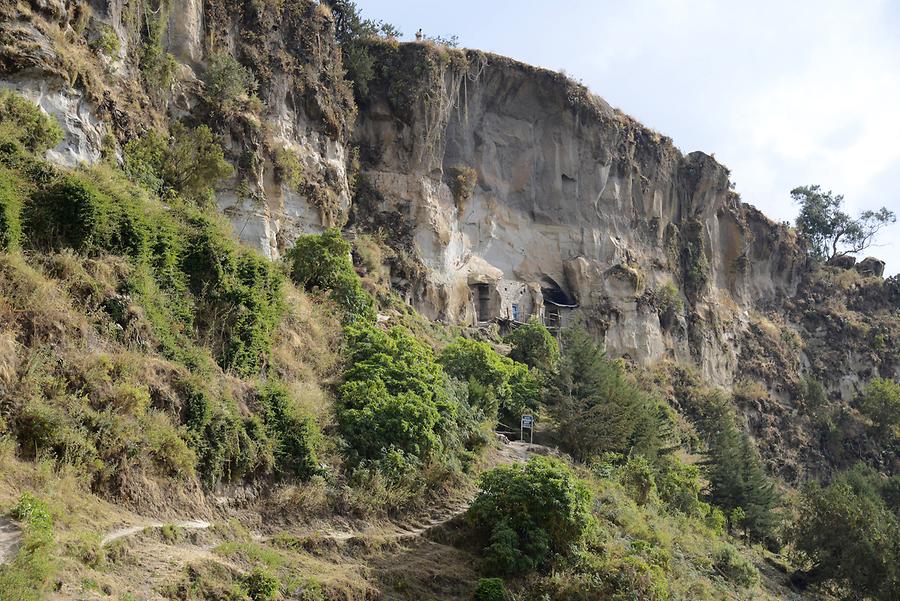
(520, 414, 534, 444)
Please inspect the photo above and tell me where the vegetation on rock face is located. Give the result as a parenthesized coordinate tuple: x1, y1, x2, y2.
(286, 228, 376, 322)
(792, 184, 895, 260)
(0, 492, 55, 600)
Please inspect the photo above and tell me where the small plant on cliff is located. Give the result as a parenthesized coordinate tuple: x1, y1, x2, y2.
(468, 456, 593, 574)
(0, 90, 63, 154)
(286, 228, 376, 322)
(791, 184, 895, 261)
(204, 52, 258, 110)
(446, 165, 477, 206)
(124, 123, 233, 204)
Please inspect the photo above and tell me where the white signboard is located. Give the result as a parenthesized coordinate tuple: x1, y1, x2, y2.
(520, 414, 534, 443)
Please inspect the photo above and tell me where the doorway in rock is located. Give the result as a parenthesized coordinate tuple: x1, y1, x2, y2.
(474, 283, 492, 322)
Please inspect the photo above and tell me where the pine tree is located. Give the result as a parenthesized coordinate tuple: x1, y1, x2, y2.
(548, 325, 663, 461)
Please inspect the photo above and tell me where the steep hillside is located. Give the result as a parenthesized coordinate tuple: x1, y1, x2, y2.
(0, 1, 898, 600)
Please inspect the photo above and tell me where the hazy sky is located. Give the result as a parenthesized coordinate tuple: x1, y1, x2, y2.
(356, 0, 900, 274)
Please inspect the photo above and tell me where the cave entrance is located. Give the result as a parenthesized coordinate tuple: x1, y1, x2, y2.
(473, 283, 493, 322)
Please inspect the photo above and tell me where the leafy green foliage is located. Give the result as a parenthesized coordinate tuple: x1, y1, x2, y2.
(256, 382, 319, 479)
(713, 544, 759, 587)
(124, 123, 233, 204)
(468, 456, 593, 574)
(503, 317, 560, 375)
(338, 324, 455, 463)
(440, 337, 539, 425)
(791, 464, 900, 599)
(472, 577, 506, 601)
(548, 325, 665, 462)
(0, 493, 55, 600)
(286, 228, 375, 322)
(0, 91, 63, 154)
(181, 212, 284, 376)
(242, 568, 280, 601)
(204, 52, 258, 109)
(90, 24, 120, 56)
(792, 184, 895, 260)
(0, 167, 24, 251)
(857, 377, 900, 443)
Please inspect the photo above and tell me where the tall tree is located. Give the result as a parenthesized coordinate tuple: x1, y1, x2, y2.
(791, 185, 895, 261)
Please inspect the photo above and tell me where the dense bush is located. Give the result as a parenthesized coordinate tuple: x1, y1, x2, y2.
(204, 52, 257, 109)
(0, 168, 24, 250)
(286, 228, 376, 322)
(468, 456, 593, 574)
(791, 464, 900, 599)
(548, 325, 665, 461)
(242, 568, 280, 601)
(503, 317, 560, 375)
(440, 337, 539, 425)
(0, 91, 63, 153)
(123, 123, 232, 204)
(338, 323, 458, 463)
(858, 377, 900, 443)
(182, 212, 284, 376)
(256, 382, 320, 479)
(472, 577, 506, 601)
(713, 544, 759, 587)
(0, 492, 55, 599)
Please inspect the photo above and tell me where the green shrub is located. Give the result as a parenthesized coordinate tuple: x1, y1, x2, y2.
(469, 456, 593, 574)
(204, 52, 257, 109)
(713, 545, 758, 587)
(182, 212, 284, 376)
(0, 91, 63, 153)
(503, 317, 560, 375)
(655, 456, 702, 515)
(440, 337, 539, 424)
(858, 377, 900, 442)
(286, 228, 375, 322)
(0, 492, 56, 600)
(124, 123, 233, 204)
(338, 324, 455, 462)
(0, 168, 24, 250)
(273, 147, 306, 191)
(22, 173, 154, 260)
(256, 382, 319, 479)
(472, 577, 506, 601)
(242, 568, 279, 601)
(791, 468, 900, 600)
(620, 456, 657, 506)
(90, 24, 120, 56)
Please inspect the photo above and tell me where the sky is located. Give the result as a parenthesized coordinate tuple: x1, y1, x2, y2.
(356, 0, 900, 275)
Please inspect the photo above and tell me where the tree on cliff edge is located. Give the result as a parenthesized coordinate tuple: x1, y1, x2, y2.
(791, 185, 895, 261)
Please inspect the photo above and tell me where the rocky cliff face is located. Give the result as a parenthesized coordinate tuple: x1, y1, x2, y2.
(1, 1, 897, 480)
(350, 43, 808, 386)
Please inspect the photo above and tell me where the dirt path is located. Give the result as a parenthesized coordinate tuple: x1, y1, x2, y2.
(0, 516, 21, 565)
(100, 519, 211, 547)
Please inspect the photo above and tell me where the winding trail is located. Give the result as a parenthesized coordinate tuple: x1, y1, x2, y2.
(100, 519, 211, 547)
(0, 516, 21, 566)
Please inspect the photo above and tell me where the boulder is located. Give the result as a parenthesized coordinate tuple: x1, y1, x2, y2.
(855, 257, 886, 278)
(827, 254, 857, 269)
